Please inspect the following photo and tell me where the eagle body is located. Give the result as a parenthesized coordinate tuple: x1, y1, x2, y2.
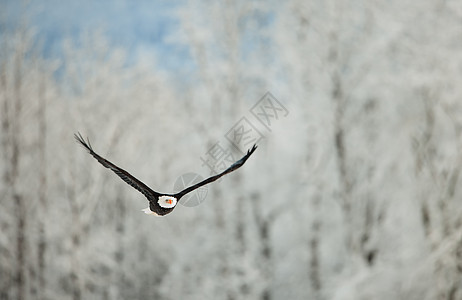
(143, 195, 177, 216)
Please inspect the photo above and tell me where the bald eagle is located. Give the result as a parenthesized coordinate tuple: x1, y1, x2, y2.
(74, 133, 257, 216)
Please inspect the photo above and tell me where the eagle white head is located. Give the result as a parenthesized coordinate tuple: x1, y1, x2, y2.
(158, 195, 177, 208)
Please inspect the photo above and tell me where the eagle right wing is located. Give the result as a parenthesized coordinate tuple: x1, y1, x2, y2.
(174, 144, 257, 199)
(75, 132, 160, 201)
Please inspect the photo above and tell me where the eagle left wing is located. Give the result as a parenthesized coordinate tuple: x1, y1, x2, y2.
(74, 132, 161, 201)
(174, 144, 257, 199)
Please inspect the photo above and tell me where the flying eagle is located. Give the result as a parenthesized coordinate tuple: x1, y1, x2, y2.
(74, 133, 257, 216)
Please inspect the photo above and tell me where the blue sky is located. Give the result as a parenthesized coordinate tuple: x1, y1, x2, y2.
(1, 0, 192, 72)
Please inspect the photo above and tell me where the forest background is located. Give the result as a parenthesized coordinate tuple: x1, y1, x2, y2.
(1, 0, 462, 299)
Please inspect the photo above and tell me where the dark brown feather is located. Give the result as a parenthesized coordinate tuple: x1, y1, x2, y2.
(74, 132, 160, 201)
(174, 144, 257, 199)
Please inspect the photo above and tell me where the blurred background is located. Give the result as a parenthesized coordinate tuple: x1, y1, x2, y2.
(1, 0, 462, 299)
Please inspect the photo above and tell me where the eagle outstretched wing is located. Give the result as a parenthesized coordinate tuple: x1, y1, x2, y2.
(174, 144, 258, 199)
(74, 132, 161, 201)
